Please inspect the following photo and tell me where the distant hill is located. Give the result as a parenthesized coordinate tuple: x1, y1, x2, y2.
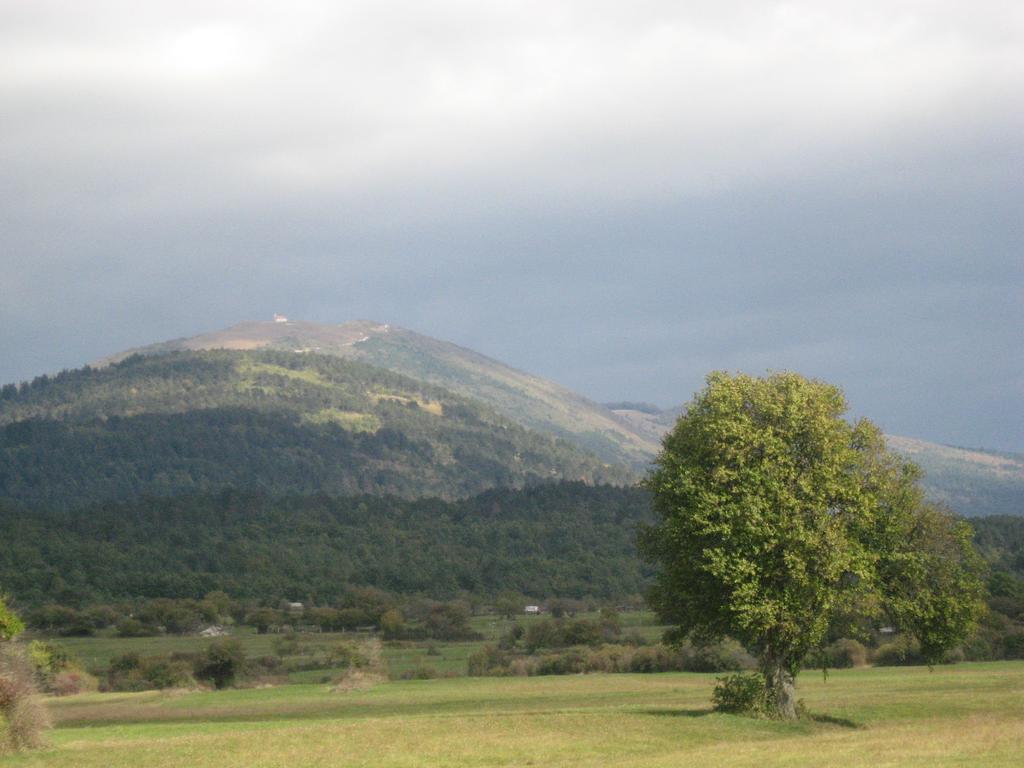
(86, 318, 1022, 516)
(0, 350, 630, 507)
(99, 320, 662, 468)
(884, 436, 1023, 518)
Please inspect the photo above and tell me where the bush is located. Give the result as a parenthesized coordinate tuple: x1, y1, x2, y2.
(26, 640, 96, 696)
(680, 640, 757, 672)
(629, 645, 682, 673)
(467, 645, 510, 677)
(116, 619, 157, 638)
(194, 640, 245, 689)
(399, 666, 440, 680)
(872, 636, 926, 666)
(535, 648, 587, 675)
(806, 639, 868, 669)
(712, 672, 770, 716)
(1004, 630, 1024, 659)
(0, 645, 51, 754)
(50, 669, 99, 697)
(105, 653, 195, 692)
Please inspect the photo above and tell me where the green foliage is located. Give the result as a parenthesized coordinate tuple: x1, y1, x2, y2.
(641, 372, 986, 716)
(712, 673, 772, 716)
(194, 639, 245, 689)
(467, 639, 755, 678)
(106, 652, 195, 691)
(0, 597, 24, 641)
(805, 638, 868, 670)
(0, 484, 654, 605)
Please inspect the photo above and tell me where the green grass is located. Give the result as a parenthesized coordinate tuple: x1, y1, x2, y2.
(3, 662, 1022, 766)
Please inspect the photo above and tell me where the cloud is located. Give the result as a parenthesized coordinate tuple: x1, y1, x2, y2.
(0, 1, 1021, 450)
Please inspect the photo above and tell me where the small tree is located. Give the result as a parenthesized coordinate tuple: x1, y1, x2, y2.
(641, 372, 985, 718)
(194, 639, 245, 689)
(0, 598, 25, 642)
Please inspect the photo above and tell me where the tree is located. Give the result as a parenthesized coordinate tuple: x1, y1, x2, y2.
(194, 639, 245, 689)
(640, 372, 985, 718)
(0, 597, 24, 641)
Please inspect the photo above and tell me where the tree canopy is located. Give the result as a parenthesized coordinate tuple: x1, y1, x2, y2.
(641, 371, 985, 718)
(0, 595, 23, 641)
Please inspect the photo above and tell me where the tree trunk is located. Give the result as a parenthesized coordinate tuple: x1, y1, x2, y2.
(763, 658, 798, 719)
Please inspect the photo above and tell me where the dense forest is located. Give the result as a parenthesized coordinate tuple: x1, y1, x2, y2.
(0, 351, 630, 506)
(0, 483, 655, 606)
(1, 483, 1021, 610)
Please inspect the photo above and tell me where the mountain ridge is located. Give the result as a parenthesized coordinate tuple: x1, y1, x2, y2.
(96, 319, 662, 468)
(39, 316, 1023, 517)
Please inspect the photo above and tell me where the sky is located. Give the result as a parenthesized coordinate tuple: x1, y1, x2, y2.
(1, 1, 1021, 451)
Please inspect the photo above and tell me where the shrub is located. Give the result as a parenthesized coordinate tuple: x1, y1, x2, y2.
(50, 669, 99, 697)
(105, 653, 195, 692)
(1004, 630, 1024, 659)
(629, 645, 679, 673)
(467, 645, 510, 677)
(680, 640, 756, 672)
(712, 672, 771, 716)
(0, 645, 51, 754)
(806, 639, 868, 670)
(872, 636, 926, 666)
(399, 666, 439, 680)
(116, 619, 157, 638)
(535, 648, 587, 675)
(194, 640, 245, 689)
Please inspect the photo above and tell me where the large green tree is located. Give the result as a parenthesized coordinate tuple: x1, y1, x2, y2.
(641, 372, 985, 718)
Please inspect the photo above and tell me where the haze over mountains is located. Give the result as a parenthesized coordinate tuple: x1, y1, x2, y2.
(1, 318, 1020, 517)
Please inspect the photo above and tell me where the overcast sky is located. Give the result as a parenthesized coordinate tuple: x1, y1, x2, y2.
(1, 1, 1021, 451)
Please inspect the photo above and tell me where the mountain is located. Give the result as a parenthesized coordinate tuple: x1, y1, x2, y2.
(60, 317, 1024, 517)
(884, 436, 1024, 518)
(0, 349, 630, 507)
(99, 319, 662, 468)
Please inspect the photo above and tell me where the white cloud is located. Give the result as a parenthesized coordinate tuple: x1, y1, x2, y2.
(1, 1, 1021, 217)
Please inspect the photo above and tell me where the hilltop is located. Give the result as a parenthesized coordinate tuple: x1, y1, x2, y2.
(99, 319, 662, 468)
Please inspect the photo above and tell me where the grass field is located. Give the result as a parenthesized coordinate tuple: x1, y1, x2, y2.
(3, 662, 1022, 767)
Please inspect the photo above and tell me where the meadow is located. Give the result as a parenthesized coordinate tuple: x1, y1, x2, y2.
(2, 662, 1022, 767)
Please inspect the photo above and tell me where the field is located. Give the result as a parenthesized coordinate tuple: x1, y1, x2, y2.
(3, 662, 1022, 767)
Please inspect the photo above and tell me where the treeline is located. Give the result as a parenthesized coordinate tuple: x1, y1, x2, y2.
(0, 483, 655, 606)
(0, 351, 631, 507)
(22, 590, 482, 644)
(1, 484, 1021, 609)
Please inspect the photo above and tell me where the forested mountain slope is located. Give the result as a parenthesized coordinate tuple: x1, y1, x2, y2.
(0, 351, 630, 507)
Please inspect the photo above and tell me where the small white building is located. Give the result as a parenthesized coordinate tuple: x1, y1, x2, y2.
(274, 313, 289, 323)
(524, 605, 540, 615)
